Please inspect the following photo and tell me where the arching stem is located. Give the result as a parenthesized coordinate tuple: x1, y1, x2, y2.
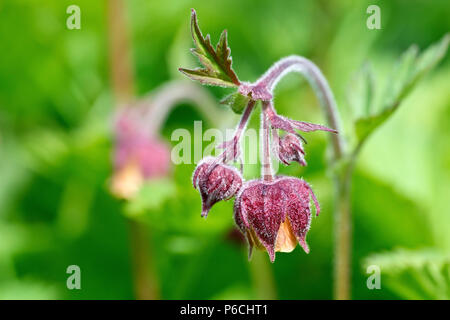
(254, 55, 351, 299)
(255, 55, 344, 159)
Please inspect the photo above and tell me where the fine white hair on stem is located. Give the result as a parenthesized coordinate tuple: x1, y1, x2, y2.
(255, 55, 345, 158)
(260, 101, 274, 181)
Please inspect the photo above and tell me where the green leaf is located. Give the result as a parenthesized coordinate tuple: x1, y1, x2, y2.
(354, 34, 449, 144)
(354, 107, 395, 144)
(364, 248, 450, 299)
(220, 91, 250, 114)
(179, 9, 240, 88)
(347, 62, 375, 118)
(179, 68, 239, 87)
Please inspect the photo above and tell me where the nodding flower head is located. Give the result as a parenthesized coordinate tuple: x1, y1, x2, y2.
(234, 177, 320, 262)
(276, 133, 306, 166)
(193, 156, 243, 218)
(111, 109, 171, 199)
(179, 10, 338, 262)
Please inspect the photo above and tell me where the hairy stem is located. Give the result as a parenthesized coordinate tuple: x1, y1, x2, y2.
(107, 0, 158, 300)
(256, 55, 351, 299)
(261, 101, 274, 181)
(256, 55, 344, 158)
(234, 100, 257, 142)
(218, 100, 256, 163)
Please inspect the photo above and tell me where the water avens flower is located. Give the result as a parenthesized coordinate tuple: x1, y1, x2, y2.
(234, 177, 319, 262)
(111, 107, 170, 199)
(180, 9, 337, 261)
(193, 156, 243, 217)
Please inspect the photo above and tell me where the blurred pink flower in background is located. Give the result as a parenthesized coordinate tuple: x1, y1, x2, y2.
(111, 107, 171, 199)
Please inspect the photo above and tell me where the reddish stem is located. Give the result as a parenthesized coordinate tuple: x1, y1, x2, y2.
(253, 55, 350, 299)
(217, 99, 256, 163)
(107, 0, 158, 300)
(261, 101, 274, 181)
(254, 55, 344, 159)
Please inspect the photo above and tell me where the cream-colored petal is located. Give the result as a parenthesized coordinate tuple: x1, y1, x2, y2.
(275, 219, 297, 253)
(110, 161, 144, 199)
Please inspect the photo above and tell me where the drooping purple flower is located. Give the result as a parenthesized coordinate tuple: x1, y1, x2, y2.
(179, 10, 339, 263)
(193, 156, 243, 217)
(114, 134, 170, 180)
(234, 176, 320, 262)
(111, 108, 171, 199)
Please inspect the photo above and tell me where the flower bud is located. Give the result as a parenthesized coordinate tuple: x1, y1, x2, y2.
(277, 133, 306, 166)
(234, 176, 319, 262)
(193, 156, 243, 218)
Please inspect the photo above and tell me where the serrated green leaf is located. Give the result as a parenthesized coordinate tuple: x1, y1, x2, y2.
(178, 68, 239, 87)
(382, 45, 419, 108)
(354, 34, 449, 144)
(220, 91, 250, 114)
(347, 62, 375, 118)
(364, 249, 450, 299)
(354, 107, 394, 143)
(179, 9, 240, 88)
(364, 249, 450, 273)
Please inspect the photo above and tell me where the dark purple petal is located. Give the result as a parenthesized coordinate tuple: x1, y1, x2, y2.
(193, 157, 243, 217)
(277, 133, 307, 166)
(305, 181, 320, 216)
(239, 180, 287, 262)
(278, 177, 320, 253)
(233, 198, 254, 259)
(234, 177, 321, 260)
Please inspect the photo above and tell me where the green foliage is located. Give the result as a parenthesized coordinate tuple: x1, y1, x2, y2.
(0, 0, 449, 300)
(220, 91, 250, 114)
(364, 249, 450, 299)
(179, 9, 240, 88)
(352, 34, 449, 146)
(347, 63, 375, 119)
(124, 178, 177, 218)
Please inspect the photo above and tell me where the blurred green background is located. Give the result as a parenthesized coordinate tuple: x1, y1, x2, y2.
(0, 0, 449, 299)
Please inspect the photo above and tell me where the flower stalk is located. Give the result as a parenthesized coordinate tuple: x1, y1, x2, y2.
(182, 10, 335, 262)
(255, 55, 352, 299)
(180, 9, 353, 299)
(107, 0, 158, 300)
(261, 102, 274, 182)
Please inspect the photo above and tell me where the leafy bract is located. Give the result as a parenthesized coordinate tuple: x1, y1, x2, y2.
(220, 92, 250, 114)
(179, 9, 240, 88)
(354, 34, 449, 145)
